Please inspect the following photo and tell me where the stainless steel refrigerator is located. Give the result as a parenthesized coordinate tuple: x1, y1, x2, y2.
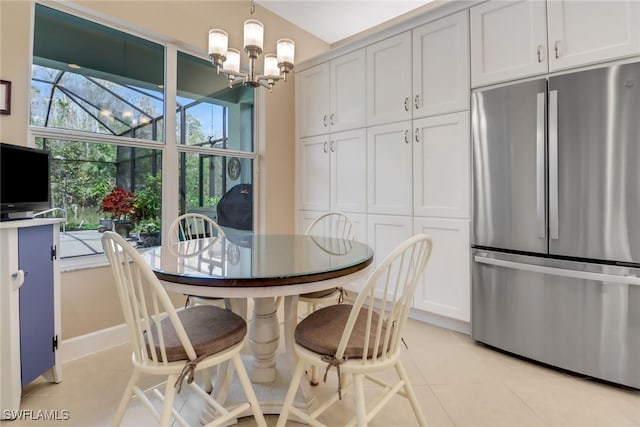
(471, 61, 640, 389)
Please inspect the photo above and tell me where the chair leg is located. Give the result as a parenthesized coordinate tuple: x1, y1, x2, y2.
(232, 354, 267, 427)
(112, 369, 140, 427)
(159, 374, 179, 427)
(395, 361, 427, 426)
(276, 360, 307, 427)
(353, 374, 367, 427)
(310, 365, 320, 386)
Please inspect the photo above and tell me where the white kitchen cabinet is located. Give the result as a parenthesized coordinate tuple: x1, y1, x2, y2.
(330, 129, 367, 213)
(470, 0, 548, 87)
(330, 50, 367, 133)
(367, 214, 413, 269)
(296, 63, 330, 138)
(367, 121, 413, 216)
(296, 6, 474, 329)
(471, 0, 640, 87)
(296, 49, 366, 138)
(298, 134, 330, 212)
(547, 0, 640, 71)
(413, 10, 470, 118)
(413, 111, 470, 219)
(366, 32, 413, 126)
(298, 129, 367, 214)
(413, 217, 470, 322)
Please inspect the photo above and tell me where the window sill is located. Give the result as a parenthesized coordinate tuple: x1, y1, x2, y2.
(61, 254, 110, 273)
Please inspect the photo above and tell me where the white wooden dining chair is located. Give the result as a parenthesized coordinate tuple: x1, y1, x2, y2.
(101, 231, 266, 427)
(301, 211, 356, 312)
(276, 234, 433, 427)
(168, 213, 226, 309)
(301, 211, 357, 385)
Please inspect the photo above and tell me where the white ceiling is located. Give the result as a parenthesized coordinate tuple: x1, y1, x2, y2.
(256, 1, 436, 45)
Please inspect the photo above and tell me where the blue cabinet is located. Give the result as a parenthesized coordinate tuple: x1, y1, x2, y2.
(0, 219, 62, 419)
(18, 225, 56, 387)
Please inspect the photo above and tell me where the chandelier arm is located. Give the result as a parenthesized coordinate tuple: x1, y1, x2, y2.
(258, 81, 274, 92)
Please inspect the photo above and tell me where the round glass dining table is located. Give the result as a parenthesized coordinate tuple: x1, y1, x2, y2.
(142, 233, 373, 295)
(142, 234, 374, 418)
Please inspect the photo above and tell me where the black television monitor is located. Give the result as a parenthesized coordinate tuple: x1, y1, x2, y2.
(0, 143, 51, 221)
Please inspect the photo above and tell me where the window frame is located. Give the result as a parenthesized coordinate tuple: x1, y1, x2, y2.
(30, 1, 262, 270)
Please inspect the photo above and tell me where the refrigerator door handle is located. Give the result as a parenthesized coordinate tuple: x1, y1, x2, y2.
(548, 89, 559, 240)
(536, 92, 546, 239)
(474, 255, 640, 286)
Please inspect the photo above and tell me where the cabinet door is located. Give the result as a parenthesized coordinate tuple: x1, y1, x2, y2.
(18, 225, 55, 387)
(413, 112, 470, 218)
(547, 0, 640, 71)
(367, 214, 413, 272)
(366, 32, 413, 126)
(367, 121, 413, 215)
(413, 217, 470, 322)
(330, 49, 366, 133)
(298, 135, 330, 211)
(413, 10, 470, 118)
(331, 128, 367, 213)
(470, 0, 547, 87)
(296, 62, 331, 138)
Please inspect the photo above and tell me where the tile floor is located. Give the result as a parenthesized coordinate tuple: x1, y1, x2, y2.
(3, 318, 639, 427)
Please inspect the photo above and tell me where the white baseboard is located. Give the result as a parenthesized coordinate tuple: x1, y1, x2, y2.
(58, 323, 130, 365)
(409, 308, 471, 335)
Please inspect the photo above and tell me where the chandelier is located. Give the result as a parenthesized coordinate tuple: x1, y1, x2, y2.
(208, 0, 295, 91)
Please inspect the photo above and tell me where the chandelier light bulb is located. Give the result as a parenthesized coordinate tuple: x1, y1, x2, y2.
(243, 19, 264, 55)
(276, 38, 295, 67)
(223, 49, 241, 75)
(263, 54, 280, 78)
(208, 29, 228, 58)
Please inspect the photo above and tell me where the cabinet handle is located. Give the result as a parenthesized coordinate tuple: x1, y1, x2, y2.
(415, 128, 420, 143)
(323, 141, 328, 153)
(404, 130, 409, 144)
(330, 113, 335, 126)
(536, 45, 544, 63)
(414, 95, 420, 109)
(11, 270, 25, 289)
(329, 140, 335, 152)
(323, 115, 328, 127)
(554, 41, 561, 59)
(404, 97, 409, 112)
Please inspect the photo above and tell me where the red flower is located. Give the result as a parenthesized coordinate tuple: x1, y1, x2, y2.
(101, 187, 136, 220)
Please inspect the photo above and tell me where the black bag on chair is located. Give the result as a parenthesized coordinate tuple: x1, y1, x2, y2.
(216, 184, 252, 230)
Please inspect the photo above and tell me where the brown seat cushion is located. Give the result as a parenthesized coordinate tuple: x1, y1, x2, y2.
(301, 287, 340, 299)
(295, 304, 384, 359)
(148, 305, 246, 362)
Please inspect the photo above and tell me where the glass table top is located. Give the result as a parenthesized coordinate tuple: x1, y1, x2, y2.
(142, 234, 374, 287)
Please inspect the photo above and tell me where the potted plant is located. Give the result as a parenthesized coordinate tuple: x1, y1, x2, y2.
(131, 174, 162, 247)
(101, 186, 136, 237)
(133, 218, 161, 247)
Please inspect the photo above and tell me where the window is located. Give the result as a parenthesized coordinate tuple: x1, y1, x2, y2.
(30, 4, 256, 259)
(176, 52, 254, 233)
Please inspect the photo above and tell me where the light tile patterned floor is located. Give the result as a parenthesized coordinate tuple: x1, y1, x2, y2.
(3, 318, 639, 426)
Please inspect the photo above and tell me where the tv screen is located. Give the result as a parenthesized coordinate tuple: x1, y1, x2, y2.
(0, 143, 51, 220)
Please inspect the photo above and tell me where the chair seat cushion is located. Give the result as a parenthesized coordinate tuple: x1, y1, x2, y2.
(294, 304, 384, 359)
(148, 305, 246, 362)
(300, 287, 340, 299)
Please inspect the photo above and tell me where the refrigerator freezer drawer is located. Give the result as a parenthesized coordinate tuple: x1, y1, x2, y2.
(472, 250, 640, 389)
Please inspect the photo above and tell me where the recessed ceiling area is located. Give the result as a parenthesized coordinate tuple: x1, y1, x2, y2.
(256, 0, 436, 45)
